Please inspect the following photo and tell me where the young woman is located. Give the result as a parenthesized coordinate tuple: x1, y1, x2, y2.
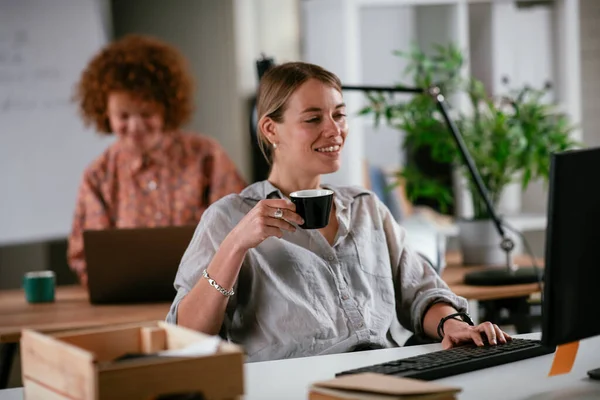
(167, 62, 510, 362)
(68, 35, 246, 286)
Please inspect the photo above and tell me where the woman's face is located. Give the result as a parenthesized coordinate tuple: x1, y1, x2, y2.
(107, 91, 165, 152)
(269, 78, 348, 176)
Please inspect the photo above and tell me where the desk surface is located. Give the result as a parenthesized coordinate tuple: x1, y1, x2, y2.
(1, 255, 540, 342)
(245, 333, 600, 400)
(0, 285, 171, 344)
(1, 333, 599, 400)
(442, 253, 542, 301)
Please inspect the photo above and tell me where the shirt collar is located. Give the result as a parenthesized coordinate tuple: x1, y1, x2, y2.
(114, 132, 181, 173)
(240, 180, 370, 208)
(240, 180, 284, 201)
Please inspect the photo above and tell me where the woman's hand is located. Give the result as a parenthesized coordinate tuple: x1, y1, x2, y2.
(441, 319, 512, 350)
(226, 199, 304, 252)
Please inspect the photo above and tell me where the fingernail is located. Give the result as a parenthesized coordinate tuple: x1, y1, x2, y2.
(492, 339, 497, 345)
(300, 219, 305, 224)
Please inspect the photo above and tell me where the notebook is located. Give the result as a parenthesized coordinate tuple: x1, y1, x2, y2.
(309, 373, 460, 400)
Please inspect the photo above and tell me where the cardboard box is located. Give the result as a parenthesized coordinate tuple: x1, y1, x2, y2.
(20, 321, 244, 400)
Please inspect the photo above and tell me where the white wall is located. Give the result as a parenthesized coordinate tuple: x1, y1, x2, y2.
(490, 2, 555, 99)
(301, 0, 365, 187)
(359, 5, 415, 171)
(234, 0, 301, 138)
(0, 0, 112, 245)
(580, 0, 600, 148)
(469, 3, 493, 91)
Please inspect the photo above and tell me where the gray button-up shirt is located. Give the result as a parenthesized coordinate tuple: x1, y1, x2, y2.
(166, 180, 467, 362)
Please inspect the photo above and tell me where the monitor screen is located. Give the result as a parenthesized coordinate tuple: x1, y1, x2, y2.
(542, 147, 600, 346)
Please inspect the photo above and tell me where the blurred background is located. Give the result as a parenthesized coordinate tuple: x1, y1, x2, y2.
(0, 0, 594, 289)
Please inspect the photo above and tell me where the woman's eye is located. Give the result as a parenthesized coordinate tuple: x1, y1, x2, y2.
(335, 113, 347, 120)
(305, 117, 320, 123)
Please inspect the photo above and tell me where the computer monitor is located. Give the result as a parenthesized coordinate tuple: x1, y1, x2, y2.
(542, 147, 600, 379)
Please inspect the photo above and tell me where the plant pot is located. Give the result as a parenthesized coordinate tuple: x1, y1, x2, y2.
(497, 180, 522, 216)
(452, 167, 473, 219)
(457, 219, 522, 266)
(452, 169, 523, 219)
(405, 141, 455, 215)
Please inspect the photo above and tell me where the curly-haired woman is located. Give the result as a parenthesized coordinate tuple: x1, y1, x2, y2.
(68, 35, 246, 286)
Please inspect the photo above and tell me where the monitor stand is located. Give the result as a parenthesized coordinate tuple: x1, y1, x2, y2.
(588, 367, 600, 380)
(464, 266, 541, 286)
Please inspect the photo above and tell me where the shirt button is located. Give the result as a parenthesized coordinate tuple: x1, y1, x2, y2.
(148, 180, 157, 191)
(327, 255, 335, 261)
(358, 322, 365, 328)
(342, 294, 349, 301)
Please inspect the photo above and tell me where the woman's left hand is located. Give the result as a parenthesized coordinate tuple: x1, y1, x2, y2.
(441, 319, 512, 350)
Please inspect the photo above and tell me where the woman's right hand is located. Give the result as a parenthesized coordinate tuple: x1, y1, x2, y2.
(226, 199, 304, 252)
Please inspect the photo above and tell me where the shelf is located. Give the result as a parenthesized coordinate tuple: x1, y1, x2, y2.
(436, 213, 547, 237)
(356, 0, 553, 6)
(356, 0, 463, 7)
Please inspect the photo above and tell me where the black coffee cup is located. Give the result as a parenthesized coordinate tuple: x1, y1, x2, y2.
(289, 189, 334, 229)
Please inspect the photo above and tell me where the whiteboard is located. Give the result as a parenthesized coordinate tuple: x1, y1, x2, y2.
(0, 0, 114, 245)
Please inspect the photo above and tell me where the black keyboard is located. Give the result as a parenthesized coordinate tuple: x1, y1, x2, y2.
(337, 338, 555, 381)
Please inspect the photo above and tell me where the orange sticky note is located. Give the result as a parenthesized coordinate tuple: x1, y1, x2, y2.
(549, 341, 579, 376)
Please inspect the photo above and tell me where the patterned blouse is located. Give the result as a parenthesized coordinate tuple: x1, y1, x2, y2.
(67, 131, 247, 286)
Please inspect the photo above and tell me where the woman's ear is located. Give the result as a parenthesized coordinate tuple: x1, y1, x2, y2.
(259, 116, 278, 146)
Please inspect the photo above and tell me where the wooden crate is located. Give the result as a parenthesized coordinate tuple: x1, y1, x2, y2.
(20, 321, 244, 400)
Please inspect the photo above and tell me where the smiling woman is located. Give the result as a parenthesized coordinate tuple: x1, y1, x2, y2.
(167, 61, 511, 363)
(67, 34, 247, 287)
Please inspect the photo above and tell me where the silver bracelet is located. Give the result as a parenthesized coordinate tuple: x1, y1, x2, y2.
(202, 269, 235, 297)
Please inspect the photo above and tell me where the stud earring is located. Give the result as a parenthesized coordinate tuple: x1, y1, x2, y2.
(273, 143, 278, 149)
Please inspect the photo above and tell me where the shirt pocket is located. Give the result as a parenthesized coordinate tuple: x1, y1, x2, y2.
(349, 228, 392, 279)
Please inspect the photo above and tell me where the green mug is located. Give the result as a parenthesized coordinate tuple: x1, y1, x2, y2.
(23, 271, 56, 303)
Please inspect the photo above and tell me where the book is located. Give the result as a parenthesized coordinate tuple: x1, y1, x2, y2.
(308, 373, 461, 400)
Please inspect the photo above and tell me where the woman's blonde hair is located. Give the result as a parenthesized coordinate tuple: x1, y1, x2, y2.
(256, 62, 342, 164)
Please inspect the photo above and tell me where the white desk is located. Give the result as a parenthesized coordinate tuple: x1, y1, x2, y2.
(1, 334, 599, 400)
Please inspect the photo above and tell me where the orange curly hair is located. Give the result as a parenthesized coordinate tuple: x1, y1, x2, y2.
(74, 34, 194, 134)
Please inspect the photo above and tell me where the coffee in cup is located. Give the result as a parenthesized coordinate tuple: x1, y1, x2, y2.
(289, 189, 334, 229)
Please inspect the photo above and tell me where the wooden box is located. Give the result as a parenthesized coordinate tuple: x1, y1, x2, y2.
(20, 321, 244, 400)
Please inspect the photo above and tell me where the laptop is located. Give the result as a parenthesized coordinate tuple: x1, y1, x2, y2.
(83, 225, 196, 304)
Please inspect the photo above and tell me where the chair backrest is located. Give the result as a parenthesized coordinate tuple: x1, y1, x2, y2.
(364, 162, 446, 275)
(366, 164, 405, 222)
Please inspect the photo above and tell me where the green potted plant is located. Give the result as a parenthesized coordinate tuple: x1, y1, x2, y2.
(361, 44, 578, 265)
